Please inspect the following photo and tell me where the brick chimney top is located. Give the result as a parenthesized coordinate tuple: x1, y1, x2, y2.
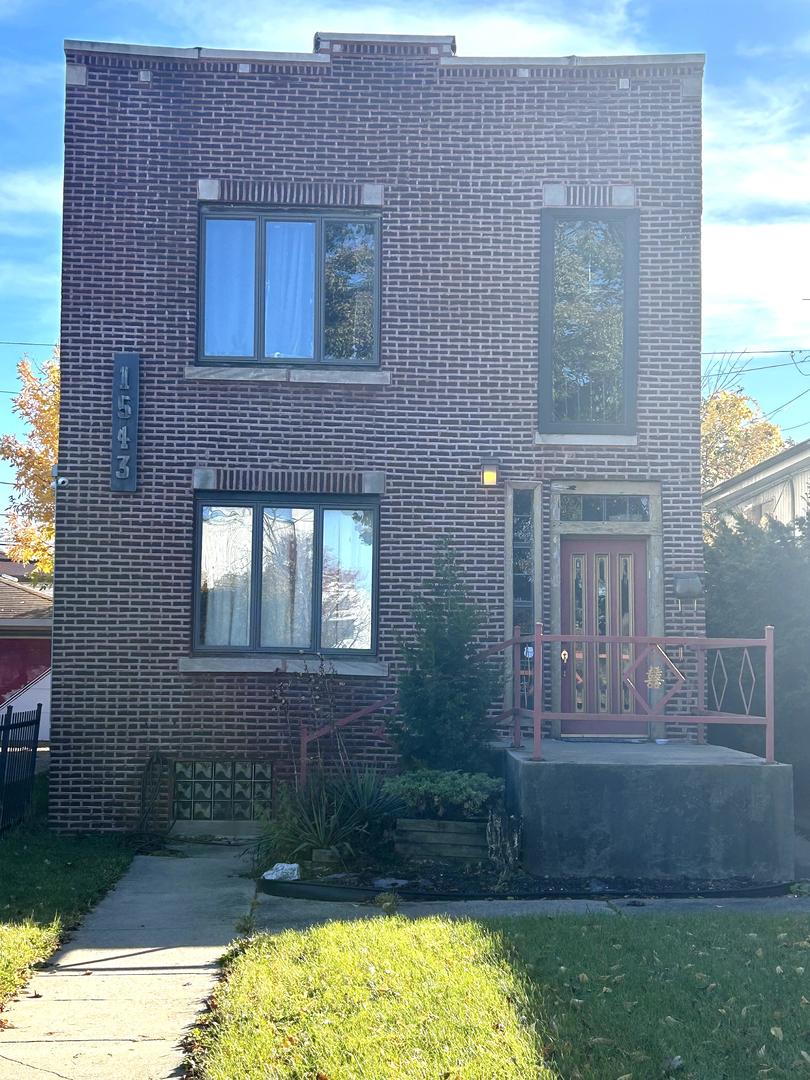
(313, 32, 456, 56)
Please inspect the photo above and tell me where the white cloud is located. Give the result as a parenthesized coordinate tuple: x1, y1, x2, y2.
(702, 221, 810, 352)
(0, 259, 60, 299)
(703, 80, 810, 221)
(0, 170, 62, 217)
(132, 0, 648, 57)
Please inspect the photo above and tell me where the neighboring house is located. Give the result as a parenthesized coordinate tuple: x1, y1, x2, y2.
(703, 438, 810, 527)
(0, 577, 52, 740)
(54, 32, 705, 831)
(0, 551, 37, 583)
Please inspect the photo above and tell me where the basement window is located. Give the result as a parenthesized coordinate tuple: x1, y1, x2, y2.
(173, 760, 272, 821)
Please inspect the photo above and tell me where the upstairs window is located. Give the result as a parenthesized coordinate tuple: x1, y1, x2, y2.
(200, 210, 380, 366)
(539, 209, 638, 435)
(194, 496, 378, 655)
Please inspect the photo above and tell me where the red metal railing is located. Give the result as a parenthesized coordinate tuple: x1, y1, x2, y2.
(298, 626, 776, 780)
(497, 624, 776, 762)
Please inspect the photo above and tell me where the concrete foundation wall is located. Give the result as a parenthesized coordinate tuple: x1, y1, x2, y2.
(505, 744, 795, 885)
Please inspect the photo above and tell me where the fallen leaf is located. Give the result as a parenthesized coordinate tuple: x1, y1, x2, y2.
(771, 1026, 784, 1041)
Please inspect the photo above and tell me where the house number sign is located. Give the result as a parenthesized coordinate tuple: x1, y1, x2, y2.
(110, 352, 140, 492)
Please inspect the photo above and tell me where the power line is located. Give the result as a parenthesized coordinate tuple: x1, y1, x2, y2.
(702, 357, 810, 378)
(0, 340, 57, 348)
(701, 348, 810, 357)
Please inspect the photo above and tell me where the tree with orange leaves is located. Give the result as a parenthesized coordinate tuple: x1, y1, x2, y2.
(0, 351, 59, 579)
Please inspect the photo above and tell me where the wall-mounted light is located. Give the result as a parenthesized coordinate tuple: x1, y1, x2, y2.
(480, 459, 500, 487)
(673, 571, 704, 612)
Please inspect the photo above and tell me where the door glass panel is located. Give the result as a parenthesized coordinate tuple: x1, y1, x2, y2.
(199, 506, 253, 646)
(203, 219, 256, 357)
(619, 554, 634, 711)
(260, 508, 315, 647)
(321, 509, 375, 650)
(572, 555, 585, 712)
(264, 221, 316, 359)
(596, 555, 609, 711)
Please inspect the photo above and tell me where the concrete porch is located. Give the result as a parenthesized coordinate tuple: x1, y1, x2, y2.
(503, 739, 795, 886)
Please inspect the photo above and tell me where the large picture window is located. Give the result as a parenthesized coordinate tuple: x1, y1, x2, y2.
(199, 210, 380, 366)
(195, 497, 378, 654)
(539, 208, 638, 435)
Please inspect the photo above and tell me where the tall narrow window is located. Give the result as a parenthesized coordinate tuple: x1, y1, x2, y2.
(200, 210, 380, 366)
(539, 209, 638, 435)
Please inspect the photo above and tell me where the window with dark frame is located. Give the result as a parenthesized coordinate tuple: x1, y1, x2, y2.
(539, 208, 639, 435)
(194, 497, 379, 655)
(199, 210, 380, 366)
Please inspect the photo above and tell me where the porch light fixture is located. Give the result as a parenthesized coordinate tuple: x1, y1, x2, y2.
(480, 459, 500, 487)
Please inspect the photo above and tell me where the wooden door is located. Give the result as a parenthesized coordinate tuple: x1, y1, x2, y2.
(559, 538, 647, 734)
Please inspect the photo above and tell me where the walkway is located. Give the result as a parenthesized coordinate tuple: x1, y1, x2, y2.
(2, 836, 810, 1080)
(0, 842, 255, 1080)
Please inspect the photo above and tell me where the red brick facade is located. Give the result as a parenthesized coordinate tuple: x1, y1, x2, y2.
(53, 33, 704, 830)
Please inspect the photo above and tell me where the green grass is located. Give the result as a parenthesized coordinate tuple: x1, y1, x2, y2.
(193, 911, 810, 1080)
(191, 915, 551, 1080)
(0, 774, 136, 1007)
(495, 912, 810, 1080)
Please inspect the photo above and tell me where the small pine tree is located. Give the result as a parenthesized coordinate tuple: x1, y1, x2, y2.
(390, 542, 501, 770)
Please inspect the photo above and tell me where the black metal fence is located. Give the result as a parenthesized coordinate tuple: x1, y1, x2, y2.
(0, 703, 42, 833)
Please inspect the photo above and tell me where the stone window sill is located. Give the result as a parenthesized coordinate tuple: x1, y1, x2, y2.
(179, 655, 389, 677)
(184, 365, 390, 387)
(535, 433, 638, 447)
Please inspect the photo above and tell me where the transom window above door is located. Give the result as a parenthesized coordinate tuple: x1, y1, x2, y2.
(199, 210, 380, 366)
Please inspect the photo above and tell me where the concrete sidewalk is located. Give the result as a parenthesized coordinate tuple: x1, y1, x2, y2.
(0, 842, 255, 1080)
(254, 890, 810, 934)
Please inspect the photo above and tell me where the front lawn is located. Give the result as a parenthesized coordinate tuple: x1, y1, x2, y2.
(191, 915, 550, 1080)
(0, 775, 136, 1007)
(193, 910, 810, 1079)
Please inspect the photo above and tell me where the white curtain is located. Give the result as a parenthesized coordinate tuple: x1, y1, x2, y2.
(200, 507, 253, 646)
(264, 222, 315, 359)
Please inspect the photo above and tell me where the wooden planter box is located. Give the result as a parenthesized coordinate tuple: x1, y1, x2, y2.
(395, 817, 488, 862)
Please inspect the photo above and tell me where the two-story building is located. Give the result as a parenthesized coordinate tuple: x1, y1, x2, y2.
(54, 31, 706, 832)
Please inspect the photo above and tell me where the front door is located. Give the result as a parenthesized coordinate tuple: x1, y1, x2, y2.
(560, 538, 647, 734)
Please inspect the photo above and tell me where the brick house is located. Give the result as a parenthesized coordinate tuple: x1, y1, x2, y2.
(54, 32, 705, 832)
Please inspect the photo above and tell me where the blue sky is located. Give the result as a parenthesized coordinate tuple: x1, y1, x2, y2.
(1, 0, 809, 533)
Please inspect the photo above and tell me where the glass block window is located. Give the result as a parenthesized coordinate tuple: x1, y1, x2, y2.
(559, 494, 650, 523)
(173, 760, 273, 822)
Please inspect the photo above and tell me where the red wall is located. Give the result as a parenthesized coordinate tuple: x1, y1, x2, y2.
(0, 637, 51, 701)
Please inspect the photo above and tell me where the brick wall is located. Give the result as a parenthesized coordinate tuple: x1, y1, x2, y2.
(54, 35, 704, 830)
